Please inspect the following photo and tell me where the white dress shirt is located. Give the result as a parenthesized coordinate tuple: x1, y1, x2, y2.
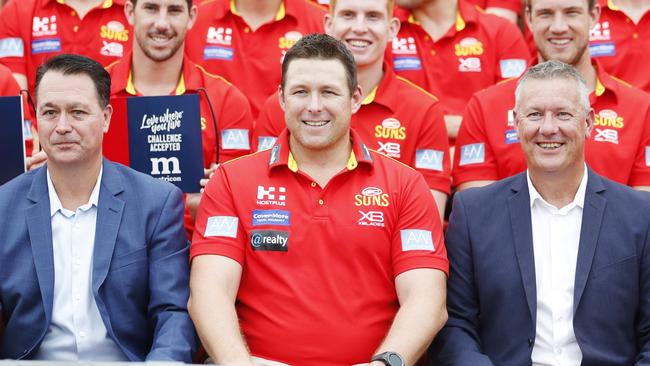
(33, 168, 127, 361)
(528, 167, 587, 366)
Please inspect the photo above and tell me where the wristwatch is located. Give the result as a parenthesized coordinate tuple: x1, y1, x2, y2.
(372, 352, 405, 366)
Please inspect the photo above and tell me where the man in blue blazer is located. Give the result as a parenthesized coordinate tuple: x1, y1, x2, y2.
(0, 54, 195, 361)
(431, 60, 650, 365)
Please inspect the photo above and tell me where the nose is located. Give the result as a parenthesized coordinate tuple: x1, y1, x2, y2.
(153, 10, 172, 30)
(307, 92, 323, 113)
(54, 113, 73, 134)
(539, 111, 559, 135)
(549, 13, 569, 33)
(351, 14, 368, 34)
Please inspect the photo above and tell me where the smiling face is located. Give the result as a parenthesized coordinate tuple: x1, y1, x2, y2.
(325, 0, 399, 69)
(126, 0, 196, 62)
(37, 71, 112, 168)
(279, 58, 362, 156)
(515, 77, 593, 177)
(527, 0, 599, 66)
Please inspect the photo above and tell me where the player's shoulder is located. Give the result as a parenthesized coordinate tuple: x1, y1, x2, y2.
(394, 75, 440, 104)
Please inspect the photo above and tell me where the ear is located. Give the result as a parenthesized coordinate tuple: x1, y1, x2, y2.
(589, 3, 602, 32)
(584, 108, 595, 138)
(278, 85, 286, 112)
(187, 4, 198, 30)
(351, 84, 363, 114)
(324, 13, 334, 35)
(125, 0, 135, 26)
(102, 104, 113, 134)
(388, 17, 401, 40)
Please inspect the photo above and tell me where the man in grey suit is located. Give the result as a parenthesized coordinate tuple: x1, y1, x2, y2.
(431, 60, 650, 365)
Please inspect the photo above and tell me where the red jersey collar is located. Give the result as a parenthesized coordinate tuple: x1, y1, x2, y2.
(396, 0, 480, 31)
(212, 0, 306, 23)
(268, 128, 374, 172)
(108, 52, 207, 96)
(47, 0, 125, 7)
(361, 62, 439, 112)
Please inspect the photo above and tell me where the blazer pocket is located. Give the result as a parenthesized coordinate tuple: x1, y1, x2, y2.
(592, 255, 637, 279)
(110, 246, 148, 271)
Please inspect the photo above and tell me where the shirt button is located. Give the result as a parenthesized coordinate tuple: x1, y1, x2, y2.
(244, 27, 250, 33)
(430, 50, 436, 55)
(318, 199, 324, 205)
(71, 10, 76, 16)
(310, 182, 317, 188)
(633, 32, 639, 39)
(73, 26, 79, 32)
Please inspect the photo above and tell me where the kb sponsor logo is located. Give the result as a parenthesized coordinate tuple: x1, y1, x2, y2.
(358, 210, 385, 227)
(257, 186, 287, 206)
(250, 230, 289, 251)
(355, 187, 390, 207)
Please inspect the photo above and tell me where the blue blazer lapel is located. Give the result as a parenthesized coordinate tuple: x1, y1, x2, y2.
(92, 160, 125, 293)
(508, 173, 537, 322)
(25, 166, 55, 324)
(573, 168, 606, 312)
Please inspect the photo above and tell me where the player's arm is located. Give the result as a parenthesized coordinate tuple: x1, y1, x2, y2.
(428, 193, 494, 366)
(456, 180, 495, 191)
(371, 268, 447, 366)
(444, 114, 462, 140)
(11, 73, 26, 90)
(431, 190, 447, 223)
(189, 255, 255, 366)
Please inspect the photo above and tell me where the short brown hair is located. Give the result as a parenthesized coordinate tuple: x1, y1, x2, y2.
(329, 0, 395, 18)
(525, 0, 596, 11)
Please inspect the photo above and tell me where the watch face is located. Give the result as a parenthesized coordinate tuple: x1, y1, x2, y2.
(388, 353, 404, 366)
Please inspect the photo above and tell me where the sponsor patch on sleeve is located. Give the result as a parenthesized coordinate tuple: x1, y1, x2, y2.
(646, 146, 650, 167)
(393, 57, 422, 71)
(499, 59, 527, 78)
(221, 129, 250, 150)
(589, 42, 616, 57)
(204, 216, 239, 238)
(0, 37, 24, 57)
(415, 149, 444, 171)
(203, 46, 234, 60)
(505, 130, 520, 144)
(459, 143, 485, 166)
(257, 136, 277, 151)
(31, 38, 61, 54)
(400, 229, 435, 251)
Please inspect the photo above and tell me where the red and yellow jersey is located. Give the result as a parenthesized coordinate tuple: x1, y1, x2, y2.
(185, 0, 325, 117)
(0, 0, 131, 92)
(453, 62, 650, 187)
(254, 66, 451, 194)
(192, 129, 448, 365)
(589, 0, 650, 93)
(468, 0, 521, 12)
(390, 0, 530, 116)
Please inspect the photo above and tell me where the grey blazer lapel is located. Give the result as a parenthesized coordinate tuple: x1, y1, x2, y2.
(508, 173, 537, 322)
(25, 167, 55, 324)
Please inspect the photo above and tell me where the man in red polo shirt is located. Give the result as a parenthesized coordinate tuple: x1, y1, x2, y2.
(589, 0, 650, 93)
(453, 0, 650, 191)
(0, 0, 131, 92)
(254, 0, 450, 220)
(391, 0, 530, 142)
(189, 34, 448, 366)
(107, 0, 253, 237)
(185, 0, 325, 117)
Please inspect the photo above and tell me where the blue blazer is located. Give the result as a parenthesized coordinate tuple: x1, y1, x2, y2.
(430, 169, 650, 365)
(0, 160, 195, 362)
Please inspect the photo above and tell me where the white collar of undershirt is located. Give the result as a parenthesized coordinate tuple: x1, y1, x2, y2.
(47, 167, 103, 217)
(527, 164, 588, 212)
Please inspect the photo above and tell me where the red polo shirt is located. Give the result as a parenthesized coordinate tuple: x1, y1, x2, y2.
(185, 0, 325, 117)
(191, 129, 448, 365)
(453, 62, 650, 187)
(254, 66, 451, 194)
(468, 0, 521, 12)
(108, 53, 254, 237)
(589, 0, 650, 93)
(390, 0, 530, 116)
(0, 0, 131, 92)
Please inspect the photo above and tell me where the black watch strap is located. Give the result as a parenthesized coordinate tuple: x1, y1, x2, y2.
(372, 352, 405, 366)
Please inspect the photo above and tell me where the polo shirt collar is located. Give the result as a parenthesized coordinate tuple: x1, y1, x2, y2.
(52, 0, 124, 7)
(268, 129, 374, 172)
(230, 0, 286, 20)
(592, 60, 625, 102)
(217, 0, 293, 22)
(605, 0, 620, 11)
(360, 63, 396, 111)
(112, 52, 192, 96)
(400, 0, 478, 33)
